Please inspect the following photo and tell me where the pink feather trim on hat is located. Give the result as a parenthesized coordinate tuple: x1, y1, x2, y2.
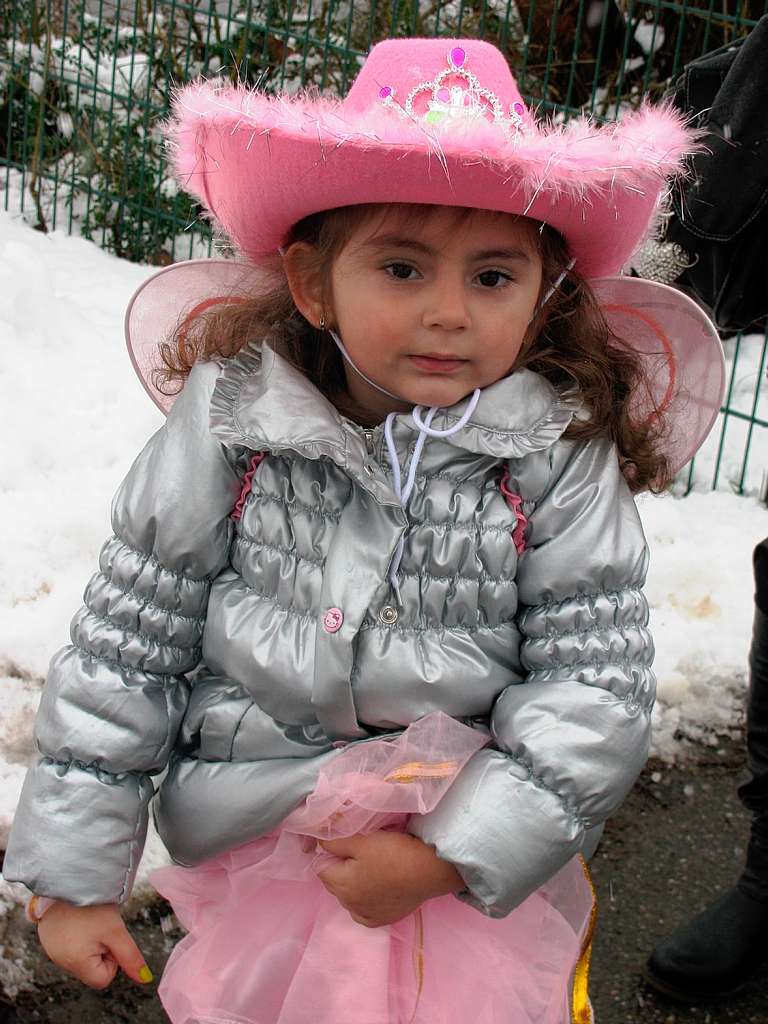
(162, 38, 699, 279)
(169, 88, 691, 192)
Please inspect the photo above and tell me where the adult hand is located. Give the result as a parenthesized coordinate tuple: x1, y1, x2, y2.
(37, 901, 153, 990)
(316, 830, 463, 927)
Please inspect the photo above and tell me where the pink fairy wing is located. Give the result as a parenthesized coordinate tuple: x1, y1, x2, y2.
(593, 276, 725, 476)
(124, 258, 270, 413)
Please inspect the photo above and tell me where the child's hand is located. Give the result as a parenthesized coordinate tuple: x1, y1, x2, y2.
(37, 901, 153, 990)
(316, 831, 463, 928)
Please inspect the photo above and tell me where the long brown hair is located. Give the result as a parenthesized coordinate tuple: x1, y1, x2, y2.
(157, 204, 670, 490)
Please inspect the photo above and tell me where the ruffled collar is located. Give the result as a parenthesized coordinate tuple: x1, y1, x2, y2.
(209, 339, 580, 495)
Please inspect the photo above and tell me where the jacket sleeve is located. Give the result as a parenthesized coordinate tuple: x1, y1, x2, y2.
(409, 435, 655, 917)
(2, 362, 241, 905)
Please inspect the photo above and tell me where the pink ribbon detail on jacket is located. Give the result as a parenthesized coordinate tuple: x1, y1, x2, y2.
(499, 468, 528, 555)
(232, 453, 266, 520)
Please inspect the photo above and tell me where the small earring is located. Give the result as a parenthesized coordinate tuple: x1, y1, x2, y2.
(319, 314, 326, 330)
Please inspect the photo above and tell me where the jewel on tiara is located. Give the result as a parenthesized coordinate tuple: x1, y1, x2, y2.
(377, 46, 527, 137)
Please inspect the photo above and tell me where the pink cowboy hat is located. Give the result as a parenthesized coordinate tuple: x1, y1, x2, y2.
(166, 37, 694, 279)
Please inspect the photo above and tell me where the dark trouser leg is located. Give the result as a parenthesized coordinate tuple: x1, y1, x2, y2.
(644, 539, 768, 1000)
(738, 539, 768, 902)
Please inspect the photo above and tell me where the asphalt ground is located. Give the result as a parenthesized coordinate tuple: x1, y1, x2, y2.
(590, 739, 768, 1024)
(2, 736, 767, 1024)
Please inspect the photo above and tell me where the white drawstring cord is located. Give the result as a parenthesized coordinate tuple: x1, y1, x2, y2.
(384, 407, 436, 603)
(384, 389, 480, 602)
(411, 389, 481, 436)
(329, 329, 402, 401)
(537, 257, 575, 311)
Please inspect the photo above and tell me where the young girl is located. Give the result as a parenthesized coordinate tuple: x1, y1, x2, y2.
(4, 36, 723, 1024)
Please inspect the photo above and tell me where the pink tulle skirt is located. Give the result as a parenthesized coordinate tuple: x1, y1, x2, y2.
(152, 713, 595, 1024)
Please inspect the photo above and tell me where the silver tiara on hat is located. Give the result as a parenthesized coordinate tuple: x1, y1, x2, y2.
(377, 45, 527, 138)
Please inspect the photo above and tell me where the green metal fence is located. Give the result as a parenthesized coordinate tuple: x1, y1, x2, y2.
(2, 0, 767, 491)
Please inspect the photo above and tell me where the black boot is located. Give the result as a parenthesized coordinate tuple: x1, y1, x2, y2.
(644, 540, 768, 1002)
(644, 886, 768, 1001)
(739, 540, 768, 905)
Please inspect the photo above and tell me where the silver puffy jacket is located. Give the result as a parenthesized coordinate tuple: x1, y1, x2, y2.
(4, 341, 655, 917)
